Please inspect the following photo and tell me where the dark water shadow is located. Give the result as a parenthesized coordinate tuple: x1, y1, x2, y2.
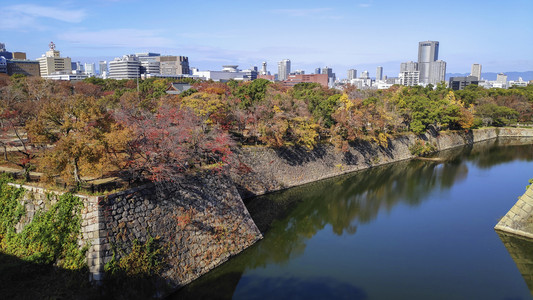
(496, 231, 533, 297)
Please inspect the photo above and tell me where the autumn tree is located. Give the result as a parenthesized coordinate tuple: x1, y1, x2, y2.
(26, 94, 130, 185)
(114, 104, 233, 182)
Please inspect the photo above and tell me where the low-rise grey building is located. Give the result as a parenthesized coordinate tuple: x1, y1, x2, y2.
(449, 76, 479, 90)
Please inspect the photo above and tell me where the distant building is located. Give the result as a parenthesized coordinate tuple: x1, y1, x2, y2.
(71, 61, 83, 71)
(158, 56, 189, 75)
(470, 64, 482, 80)
(399, 71, 420, 86)
(278, 59, 291, 81)
(0, 42, 13, 59)
(108, 55, 140, 80)
(0, 56, 7, 73)
(36, 42, 72, 76)
(135, 53, 161, 75)
(84, 63, 96, 76)
(12, 52, 26, 60)
(293, 69, 305, 75)
(400, 61, 418, 72)
(496, 73, 508, 85)
(350, 78, 372, 89)
(261, 62, 268, 75)
(509, 77, 527, 88)
(449, 76, 479, 90)
(428, 60, 446, 85)
(347, 69, 357, 80)
(257, 74, 276, 81)
(376, 66, 383, 81)
(41, 73, 88, 81)
(418, 41, 439, 84)
(192, 65, 257, 81)
(360, 70, 370, 79)
(99, 61, 107, 76)
(315, 67, 321, 74)
(321, 66, 336, 87)
(282, 74, 329, 88)
(7, 59, 40, 77)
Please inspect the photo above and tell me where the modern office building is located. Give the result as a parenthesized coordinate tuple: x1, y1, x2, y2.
(158, 56, 189, 75)
(261, 62, 268, 75)
(282, 74, 329, 88)
(99, 61, 107, 76)
(470, 64, 482, 80)
(347, 69, 357, 80)
(508, 77, 528, 87)
(278, 59, 291, 81)
(0, 56, 7, 73)
(12, 52, 26, 60)
(428, 60, 446, 85)
(315, 68, 321, 74)
(399, 71, 420, 86)
(71, 61, 83, 72)
(36, 42, 72, 76)
(496, 73, 508, 85)
(360, 70, 370, 79)
(0, 42, 13, 59)
(376, 66, 383, 81)
(418, 41, 439, 84)
(192, 65, 257, 81)
(135, 53, 161, 75)
(108, 55, 141, 80)
(449, 76, 479, 90)
(7, 60, 40, 77)
(400, 61, 418, 72)
(84, 63, 96, 76)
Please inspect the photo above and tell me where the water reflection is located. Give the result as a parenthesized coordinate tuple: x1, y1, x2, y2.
(171, 138, 533, 299)
(496, 231, 533, 297)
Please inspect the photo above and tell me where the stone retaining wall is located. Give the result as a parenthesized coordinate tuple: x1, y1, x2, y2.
(8, 184, 103, 280)
(98, 173, 261, 292)
(495, 185, 533, 239)
(9, 172, 262, 294)
(232, 128, 533, 198)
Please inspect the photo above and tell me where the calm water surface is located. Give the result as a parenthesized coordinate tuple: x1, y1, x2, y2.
(172, 138, 533, 300)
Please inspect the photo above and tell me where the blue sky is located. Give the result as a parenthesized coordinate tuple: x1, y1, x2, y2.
(1, 0, 532, 78)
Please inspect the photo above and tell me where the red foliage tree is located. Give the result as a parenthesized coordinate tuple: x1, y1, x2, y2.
(114, 104, 234, 182)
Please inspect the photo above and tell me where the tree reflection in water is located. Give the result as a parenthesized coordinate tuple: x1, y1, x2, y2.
(171, 138, 533, 299)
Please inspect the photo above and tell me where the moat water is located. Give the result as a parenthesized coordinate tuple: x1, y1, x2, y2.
(171, 138, 533, 300)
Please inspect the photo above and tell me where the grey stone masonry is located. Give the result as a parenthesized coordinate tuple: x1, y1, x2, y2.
(233, 128, 533, 199)
(495, 184, 533, 239)
(7, 183, 105, 281)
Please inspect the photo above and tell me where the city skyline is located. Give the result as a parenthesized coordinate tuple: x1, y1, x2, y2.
(1, 0, 532, 78)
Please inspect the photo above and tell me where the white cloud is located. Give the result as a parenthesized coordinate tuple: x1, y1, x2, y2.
(58, 29, 174, 48)
(0, 4, 86, 31)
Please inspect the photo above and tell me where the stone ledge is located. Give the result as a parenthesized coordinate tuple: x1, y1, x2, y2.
(495, 185, 533, 240)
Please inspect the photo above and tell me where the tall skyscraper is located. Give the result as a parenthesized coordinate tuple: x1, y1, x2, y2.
(261, 62, 267, 75)
(418, 41, 439, 84)
(470, 64, 482, 80)
(278, 59, 290, 81)
(347, 69, 357, 80)
(360, 70, 369, 79)
(376, 66, 383, 81)
(315, 68, 321, 74)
